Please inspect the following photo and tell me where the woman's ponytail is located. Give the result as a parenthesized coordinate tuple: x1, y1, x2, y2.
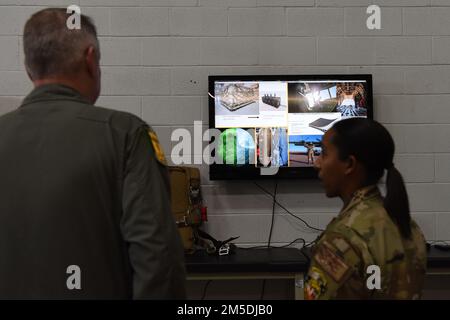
(384, 164, 412, 239)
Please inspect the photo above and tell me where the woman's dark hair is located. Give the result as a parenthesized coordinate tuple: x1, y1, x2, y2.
(330, 118, 412, 239)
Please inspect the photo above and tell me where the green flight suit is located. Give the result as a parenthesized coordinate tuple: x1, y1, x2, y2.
(0, 84, 186, 299)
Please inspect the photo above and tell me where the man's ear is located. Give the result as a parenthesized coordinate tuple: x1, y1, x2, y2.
(85, 46, 98, 78)
(344, 155, 357, 176)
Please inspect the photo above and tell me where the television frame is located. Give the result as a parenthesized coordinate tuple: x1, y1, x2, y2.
(208, 74, 373, 180)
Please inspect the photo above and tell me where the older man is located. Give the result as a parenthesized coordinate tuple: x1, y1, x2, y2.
(0, 8, 186, 299)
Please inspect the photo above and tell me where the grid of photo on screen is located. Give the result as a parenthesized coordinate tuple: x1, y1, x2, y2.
(214, 80, 368, 168)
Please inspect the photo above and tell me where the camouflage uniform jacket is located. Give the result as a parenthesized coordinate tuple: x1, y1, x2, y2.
(305, 185, 427, 300)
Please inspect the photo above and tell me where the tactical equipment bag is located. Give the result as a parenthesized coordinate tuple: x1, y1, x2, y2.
(168, 166, 239, 255)
(168, 166, 206, 254)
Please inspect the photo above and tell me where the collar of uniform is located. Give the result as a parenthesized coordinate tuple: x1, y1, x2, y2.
(339, 185, 381, 217)
(20, 83, 90, 107)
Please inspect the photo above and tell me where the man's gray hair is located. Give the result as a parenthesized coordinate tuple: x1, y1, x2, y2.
(23, 8, 100, 80)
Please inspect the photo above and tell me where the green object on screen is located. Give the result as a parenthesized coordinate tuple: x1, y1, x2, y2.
(217, 128, 255, 165)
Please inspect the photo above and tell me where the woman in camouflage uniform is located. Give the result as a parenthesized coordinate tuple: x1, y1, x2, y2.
(305, 118, 427, 300)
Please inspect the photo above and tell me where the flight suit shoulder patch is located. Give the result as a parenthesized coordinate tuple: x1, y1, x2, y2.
(313, 240, 351, 283)
(148, 129, 167, 166)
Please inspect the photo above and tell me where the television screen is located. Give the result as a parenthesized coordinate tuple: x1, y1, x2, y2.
(208, 75, 373, 180)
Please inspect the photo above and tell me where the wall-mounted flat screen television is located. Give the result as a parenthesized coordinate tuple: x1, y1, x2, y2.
(208, 74, 373, 180)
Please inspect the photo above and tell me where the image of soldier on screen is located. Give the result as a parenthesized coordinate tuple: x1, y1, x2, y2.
(288, 135, 322, 167)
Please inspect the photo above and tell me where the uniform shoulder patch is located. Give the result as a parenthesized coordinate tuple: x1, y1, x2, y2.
(313, 240, 351, 283)
(305, 267, 328, 300)
(148, 129, 167, 166)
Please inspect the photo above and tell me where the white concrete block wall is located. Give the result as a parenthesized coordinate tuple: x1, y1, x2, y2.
(1, 0, 450, 298)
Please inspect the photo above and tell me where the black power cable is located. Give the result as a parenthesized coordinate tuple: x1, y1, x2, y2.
(267, 180, 278, 248)
(260, 279, 266, 300)
(241, 238, 309, 250)
(201, 280, 212, 300)
(251, 180, 325, 300)
(261, 180, 277, 300)
(279, 237, 306, 248)
(254, 181, 324, 232)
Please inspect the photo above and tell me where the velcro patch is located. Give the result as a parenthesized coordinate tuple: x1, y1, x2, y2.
(313, 241, 350, 283)
(332, 237, 350, 254)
